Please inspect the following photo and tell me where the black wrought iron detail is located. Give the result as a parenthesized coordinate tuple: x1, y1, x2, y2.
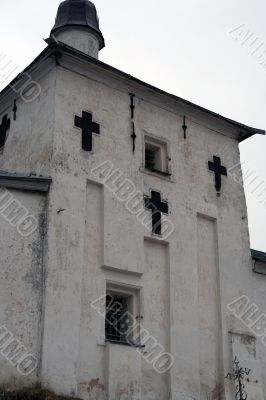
(182, 115, 187, 139)
(129, 93, 135, 119)
(129, 93, 136, 152)
(208, 155, 227, 192)
(144, 190, 169, 235)
(105, 295, 130, 343)
(12, 100, 17, 121)
(226, 356, 251, 400)
(145, 147, 155, 170)
(131, 121, 136, 153)
(0, 114, 11, 149)
(74, 111, 100, 152)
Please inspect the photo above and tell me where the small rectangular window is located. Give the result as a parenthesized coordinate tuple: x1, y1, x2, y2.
(144, 135, 170, 175)
(105, 286, 140, 345)
(145, 144, 159, 170)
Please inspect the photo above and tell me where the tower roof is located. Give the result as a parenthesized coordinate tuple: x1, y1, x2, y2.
(50, 0, 105, 49)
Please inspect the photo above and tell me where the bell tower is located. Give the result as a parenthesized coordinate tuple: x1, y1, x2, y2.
(50, 0, 105, 58)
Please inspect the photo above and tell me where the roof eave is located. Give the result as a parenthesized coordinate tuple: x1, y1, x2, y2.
(0, 42, 265, 141)
(251, 249, 266, 263)
(54, 42, 265, 141)
(0, 44, 57, 100)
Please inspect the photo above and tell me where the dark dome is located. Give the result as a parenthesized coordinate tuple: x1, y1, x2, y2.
(50, 0, 105, 49)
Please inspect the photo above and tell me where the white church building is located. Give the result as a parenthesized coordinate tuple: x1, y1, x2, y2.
(0, 1, 266, 399)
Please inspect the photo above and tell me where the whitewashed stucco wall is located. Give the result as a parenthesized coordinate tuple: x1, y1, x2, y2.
(0, 51, 265, 400)
(40, 55, 264, 400)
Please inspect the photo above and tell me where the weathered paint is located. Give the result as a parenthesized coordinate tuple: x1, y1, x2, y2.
(0, 21, 265, 400)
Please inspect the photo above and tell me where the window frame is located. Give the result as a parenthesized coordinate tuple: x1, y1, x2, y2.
(143, 134, 171, 177)
(104, 283, 141, 347)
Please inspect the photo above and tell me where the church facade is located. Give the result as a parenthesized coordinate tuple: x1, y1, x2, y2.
(0, 1, 266, 400)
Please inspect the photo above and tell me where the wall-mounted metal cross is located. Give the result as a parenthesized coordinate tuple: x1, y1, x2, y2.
(226, 356, 251, 400)
(208, 155, 227, 192)
(0, 114, 11, 149)
(144, 190, 169, 235)
(74, 111, 100, 152)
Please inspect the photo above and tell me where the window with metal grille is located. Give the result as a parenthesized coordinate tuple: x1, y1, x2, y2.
(105, 294, 131, 343)
(145, 147, 156, 170)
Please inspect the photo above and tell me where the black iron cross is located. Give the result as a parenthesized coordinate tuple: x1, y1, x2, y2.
(226, 356, 251, 400)
(0, 114, 10, 149)
(144, 190, 169, 235)
(208, 155, 227, 192)
(74, 111, 100, 152)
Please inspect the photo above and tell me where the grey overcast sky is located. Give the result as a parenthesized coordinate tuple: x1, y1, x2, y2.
(0, 0, 266, 250)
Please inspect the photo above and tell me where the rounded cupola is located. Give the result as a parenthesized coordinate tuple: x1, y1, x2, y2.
(50, 0, 105, 58)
